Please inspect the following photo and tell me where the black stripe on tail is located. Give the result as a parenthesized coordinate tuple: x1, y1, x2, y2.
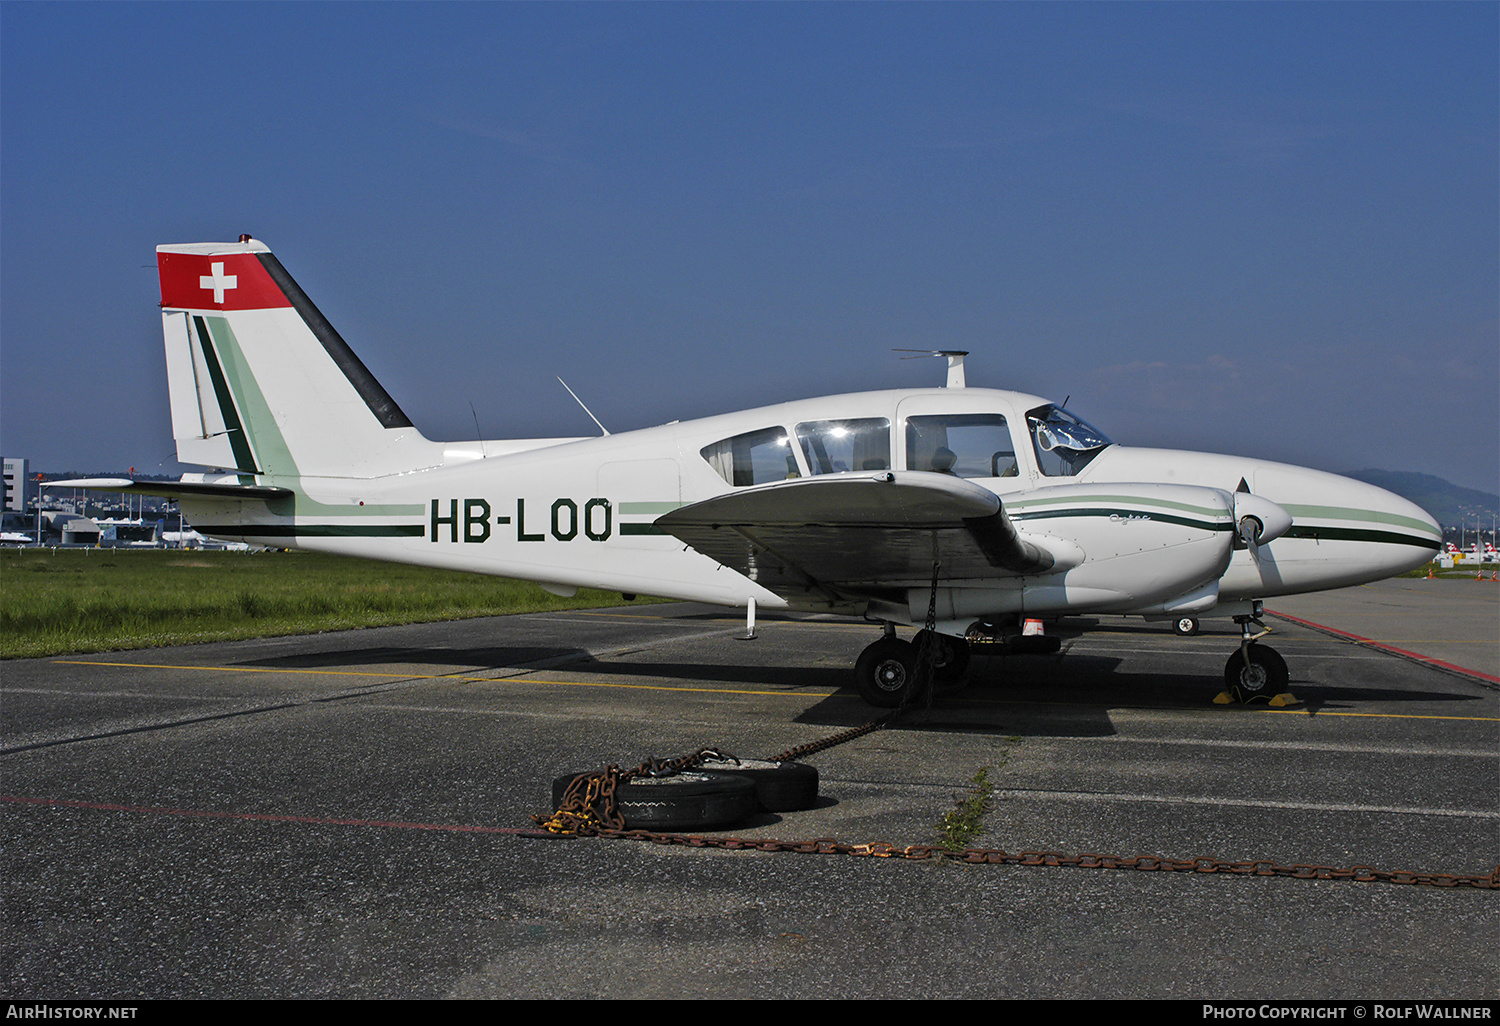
(255, 253, 414, 429)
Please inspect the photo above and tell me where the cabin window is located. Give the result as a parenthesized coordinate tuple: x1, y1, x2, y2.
(904, 414, 1017, 478)
(700, 427, 800, 487)
(795, 418, 891, 474)
(1027, 405, 1111, 476)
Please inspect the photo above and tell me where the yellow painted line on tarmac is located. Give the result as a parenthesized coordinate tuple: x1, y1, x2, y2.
(54, 659, 470, 682)
(47, 659, 1500, 719)
(49, 658, 819, 698)
(511, 678, 824, 698)
(1255, 707, 1500, 723)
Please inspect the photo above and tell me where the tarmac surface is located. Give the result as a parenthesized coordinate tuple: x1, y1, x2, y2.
(2, 578, 1496, 1000)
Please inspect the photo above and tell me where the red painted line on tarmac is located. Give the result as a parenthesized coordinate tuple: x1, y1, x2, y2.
(1267, 610, 1500, 685)
(0, 794, 529, 835)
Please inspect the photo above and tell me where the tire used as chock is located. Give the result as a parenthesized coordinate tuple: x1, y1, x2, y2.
(693, 757, 819, 812)
(550, 770, 758, 832)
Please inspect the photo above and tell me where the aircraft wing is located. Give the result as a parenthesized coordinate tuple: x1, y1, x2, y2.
(655, 472, 1059, 601)
(41, 478, 292, 501)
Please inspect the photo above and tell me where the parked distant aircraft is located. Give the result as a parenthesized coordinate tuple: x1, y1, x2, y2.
(50, 238, 1442, 705)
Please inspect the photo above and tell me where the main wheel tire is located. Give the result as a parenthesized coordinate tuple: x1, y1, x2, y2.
(915, 629, 971, 682)
(854, 636, 919, 707)
(549, 770, 759, 831)
(1173, 617, 1200, 636)
(694, 758, 819, 812)
(1224, 645, 1289, 701)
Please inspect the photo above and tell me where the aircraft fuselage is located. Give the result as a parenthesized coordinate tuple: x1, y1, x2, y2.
(178, 386, 1440, 630)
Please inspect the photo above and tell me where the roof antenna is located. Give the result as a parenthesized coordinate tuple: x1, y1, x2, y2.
(558, 378, 610, 436)
(894, 349, 968, 388)
(470, 402, 488, 458)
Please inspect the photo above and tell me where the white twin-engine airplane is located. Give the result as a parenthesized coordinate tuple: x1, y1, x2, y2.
(54, 237, 1442, 706)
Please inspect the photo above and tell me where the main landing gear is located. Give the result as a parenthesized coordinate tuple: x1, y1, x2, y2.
(1223, 612, 1289, 702)
(853, 626, 970, 708)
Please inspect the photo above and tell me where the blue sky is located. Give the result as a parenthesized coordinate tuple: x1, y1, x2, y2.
(2, 2, 1496, 493)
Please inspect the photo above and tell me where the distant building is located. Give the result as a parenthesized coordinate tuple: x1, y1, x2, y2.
(45, 512, 101, 546)
(2, 457, 27, 513)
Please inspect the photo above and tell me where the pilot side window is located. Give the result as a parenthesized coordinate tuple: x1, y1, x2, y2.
(905, 414, 1018, 478)
(700, 427, 800, 487)
(795, 418, 891, 474)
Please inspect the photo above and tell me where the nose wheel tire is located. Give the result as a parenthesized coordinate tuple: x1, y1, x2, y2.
(1224, 645, 1289, 702)
(1173, 617, 1200, 636)
(855, 637, 920, 707)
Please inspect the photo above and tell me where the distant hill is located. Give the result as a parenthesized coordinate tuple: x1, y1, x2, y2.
(1348, 470, 1499, 529)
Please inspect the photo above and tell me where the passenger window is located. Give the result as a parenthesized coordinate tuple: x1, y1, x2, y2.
(905, 414, 1017, 478)
(795, 418, 891, 474)
(700, 427, 800, 486)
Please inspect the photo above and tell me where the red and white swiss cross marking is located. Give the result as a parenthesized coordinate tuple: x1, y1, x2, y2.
(157, 251, 292, 311)
(199, 262, 238, 303)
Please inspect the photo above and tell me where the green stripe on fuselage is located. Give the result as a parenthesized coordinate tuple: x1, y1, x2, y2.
(620, 501, 685, 515)
(1006, 493, 1231, 518)
(1279, 503, 1441, 540)
(193, 523, 425, 538)
(1283, 525, 1440, 549)
(1009, 507, 1233, 532)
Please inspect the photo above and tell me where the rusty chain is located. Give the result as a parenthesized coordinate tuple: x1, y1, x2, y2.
(528, 713, 1498, 890)
(539, 828, 1498, 890)
(532, 745, 732, 834)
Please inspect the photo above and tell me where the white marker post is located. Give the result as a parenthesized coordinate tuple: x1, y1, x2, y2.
(740, 597, 757, 641)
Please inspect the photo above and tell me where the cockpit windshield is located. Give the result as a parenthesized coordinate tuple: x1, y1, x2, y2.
(1026, 405, 1112, 477)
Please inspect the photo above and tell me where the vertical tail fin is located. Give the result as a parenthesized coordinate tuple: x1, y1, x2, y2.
(157, 238, 433, 479)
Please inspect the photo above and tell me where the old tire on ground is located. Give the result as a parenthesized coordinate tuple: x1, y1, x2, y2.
(1223, 645, 1289, 701)
(550, 770, 759, 831)
(694, 758, 819, 812)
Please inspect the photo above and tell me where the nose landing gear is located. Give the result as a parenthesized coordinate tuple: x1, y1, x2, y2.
(1222, 612, 1292, 703)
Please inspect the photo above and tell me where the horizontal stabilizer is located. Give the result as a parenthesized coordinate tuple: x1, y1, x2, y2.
(42, 478, 292, 501)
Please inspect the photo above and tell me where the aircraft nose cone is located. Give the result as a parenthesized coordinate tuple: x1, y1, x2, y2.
(1252, 465, 1443, 581)
(1325, 474, 1443, 576)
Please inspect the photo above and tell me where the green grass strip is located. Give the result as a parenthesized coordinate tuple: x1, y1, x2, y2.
(0, 548, 656, 659)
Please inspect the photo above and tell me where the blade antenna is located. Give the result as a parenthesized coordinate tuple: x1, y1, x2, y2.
(558, 378, 610, 436)
(893, 349, 969, 388)
(470, 402, 488, 458)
